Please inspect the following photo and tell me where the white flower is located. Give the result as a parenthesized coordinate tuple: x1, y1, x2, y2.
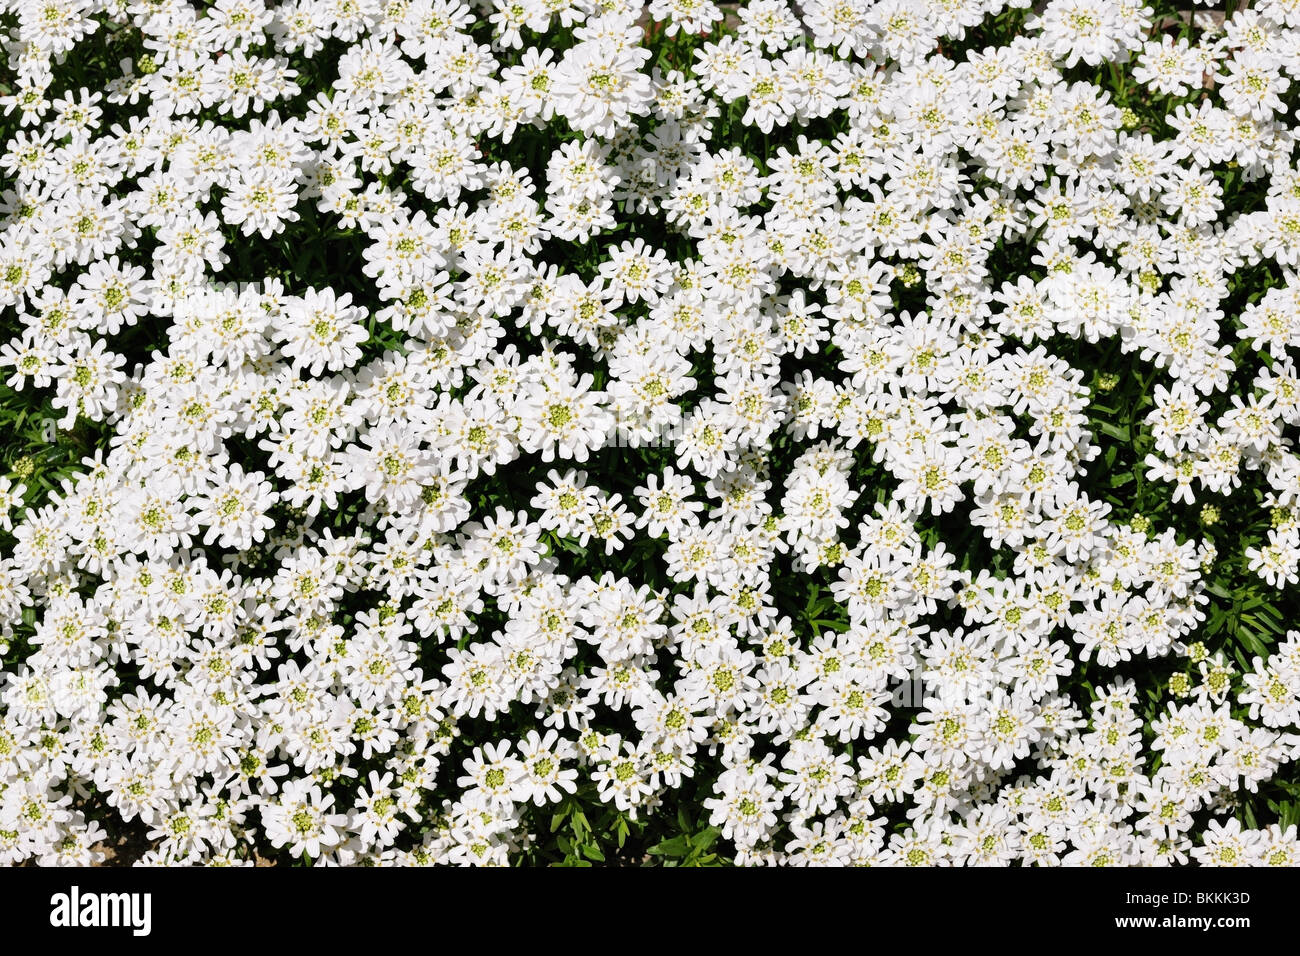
(274, 287, 369, 374)
(553, 36, 653, 139)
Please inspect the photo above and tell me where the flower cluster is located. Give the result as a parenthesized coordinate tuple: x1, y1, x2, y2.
(1, 0, 1299, 866)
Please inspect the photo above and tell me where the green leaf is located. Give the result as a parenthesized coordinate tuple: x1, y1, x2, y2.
(647, 835, 688, 857)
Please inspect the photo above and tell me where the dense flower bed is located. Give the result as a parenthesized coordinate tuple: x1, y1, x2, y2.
(1, 0, 1299, 866)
